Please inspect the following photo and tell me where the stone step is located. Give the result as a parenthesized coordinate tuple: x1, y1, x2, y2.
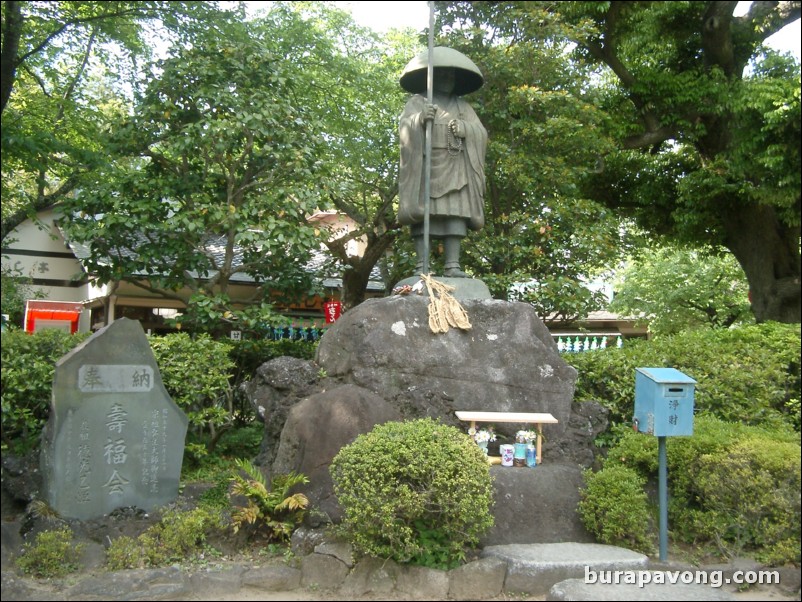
(481, 542, 649, 596)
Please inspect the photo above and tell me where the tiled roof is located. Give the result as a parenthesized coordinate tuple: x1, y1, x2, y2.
(63, 229, 385, 290)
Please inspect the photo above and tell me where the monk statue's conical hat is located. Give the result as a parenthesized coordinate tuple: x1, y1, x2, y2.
(399, 46, 483, 96)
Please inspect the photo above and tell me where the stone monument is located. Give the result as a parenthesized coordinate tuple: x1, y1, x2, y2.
(40, 318, 188, 520)
(238, 46, 603, 543)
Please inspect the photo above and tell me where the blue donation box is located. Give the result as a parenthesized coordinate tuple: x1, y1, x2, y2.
(634, 367, 696, 436)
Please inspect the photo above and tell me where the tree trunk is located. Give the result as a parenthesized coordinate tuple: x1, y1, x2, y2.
(340, 265, 374, 312)
(337, 234, 395, 312)
(0, 1, 22, 115)
(722, 202, 801, 323)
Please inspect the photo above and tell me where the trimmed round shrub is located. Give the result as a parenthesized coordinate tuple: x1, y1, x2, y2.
(330, 418, 494, 569)
(578, 464, 654, 554)
(600, 416, 800, 564)
(695, 438, 801, 565)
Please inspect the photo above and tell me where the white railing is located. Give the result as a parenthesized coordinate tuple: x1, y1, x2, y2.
(553, 334, 623, 353)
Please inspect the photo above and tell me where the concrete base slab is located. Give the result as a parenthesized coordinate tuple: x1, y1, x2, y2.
(481, 542, 648, 596)
(548, 576, 736, 601)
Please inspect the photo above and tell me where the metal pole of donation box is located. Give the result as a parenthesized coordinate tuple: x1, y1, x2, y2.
(632, 367, 697, 562)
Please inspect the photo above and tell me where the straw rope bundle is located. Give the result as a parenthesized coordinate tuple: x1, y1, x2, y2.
(420, 274, 472, 333)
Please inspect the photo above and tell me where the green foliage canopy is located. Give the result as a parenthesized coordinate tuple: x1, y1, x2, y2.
(430, 17, 629, 322)
(10, 1, 796, 328)
(609, 244, 753, 335)
(57, 13, 329, 332)
(264, 3, 418, 308)
(5, 1, 635, 324)
(1, 1, 233, 238)
(438, 1, 801, 324)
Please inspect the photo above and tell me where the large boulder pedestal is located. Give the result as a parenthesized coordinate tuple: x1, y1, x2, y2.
(262, 294, 602, 540)
(316, 295, 577, 439)
(272, 384, 402, 524)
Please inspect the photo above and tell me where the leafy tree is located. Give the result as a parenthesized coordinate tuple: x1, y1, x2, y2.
(260, 2, 434, 310)
(3, 1, 637, 324)
(57, 15, 328, 334)
(475, 39, 623, 293)
(256, 3, 411, 309)
(24, 2, 421, 318)
(246, 4, 630, 319)
(258, 4, 630, 318)
(438, 1, 801, 324)
(609, 244, 753, 335)
(1, 1, 231, 239)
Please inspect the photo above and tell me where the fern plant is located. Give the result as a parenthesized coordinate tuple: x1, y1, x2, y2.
(229, 459, 309, 541)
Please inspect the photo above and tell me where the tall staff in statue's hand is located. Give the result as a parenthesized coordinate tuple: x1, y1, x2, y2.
(422, 0, 435, 275)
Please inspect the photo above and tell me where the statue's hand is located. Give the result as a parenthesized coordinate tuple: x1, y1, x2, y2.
(422, 102, 438, 123)
(449, 119, 465, 138)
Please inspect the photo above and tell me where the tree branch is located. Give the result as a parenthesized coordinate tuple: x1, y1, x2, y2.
(15, 5, 162, 67)
(701, 1, 739, 75)
(584, 3, 670, 146)
(741, 1, 801, 40)
(622, 126, 681, 150)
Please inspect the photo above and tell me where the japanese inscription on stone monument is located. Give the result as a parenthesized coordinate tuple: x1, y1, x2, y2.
(41, 318, 188, 520)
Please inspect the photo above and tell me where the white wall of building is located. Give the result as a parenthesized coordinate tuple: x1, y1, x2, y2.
(2, 208, 93, 330)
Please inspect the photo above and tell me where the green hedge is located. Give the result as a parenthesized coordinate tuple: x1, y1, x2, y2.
(149, 333, 234, 439)
(0, 329, 90, 453)
(586, 415, 801, 564)
(578, 464, 653, 554)
(1, 329, 315, 454)
(567, 322, 801, 432)
(226, 338, 317, 388)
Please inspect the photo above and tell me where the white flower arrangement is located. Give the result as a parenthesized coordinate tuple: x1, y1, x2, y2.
(516, 429, 538, 443)
(468, 426, 496, 443)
